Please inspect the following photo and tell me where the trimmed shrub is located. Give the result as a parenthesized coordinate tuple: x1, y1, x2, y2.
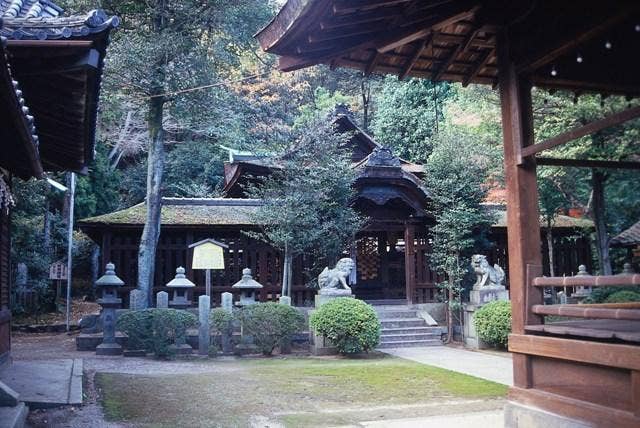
(116, 308, 198, 358)
(603, 290, 640, 303)
(584, 286, 640, 303)
(474, 300, 511, 348)
(210, 307, 234, 334)
(239, 303, 305, 356)
(309, 298, 380, 355)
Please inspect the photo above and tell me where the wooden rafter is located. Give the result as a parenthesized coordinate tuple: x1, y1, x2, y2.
(520, 105, 640, 160)
(432, 24, 480, 81)
(376, 5, 478, 53)
(332, 0, 412, 15)
(536, 157, 640, 170)
(400, 34, 432, 80)
(365, 51, 381, 76)
(463, 48, 492, 86)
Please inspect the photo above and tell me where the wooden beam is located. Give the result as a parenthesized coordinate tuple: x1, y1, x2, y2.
(6, 40, 93, 48)
(537, 157, 640, 170)
(509, 334, 640, 371)
(531, 304, 640, 321)
(463, 48, 492, 86)
(432, 25, 480, 81)
(399, 34, 432, 80)
(521, 105, 640, 160)
(333, 0, 412, 15)
(404, 223, 416, 304)
(365, 51, 381, 76)
(377, 6, 478, 53)
(497, 30, 543, 338)
(516, 7, 636, 74)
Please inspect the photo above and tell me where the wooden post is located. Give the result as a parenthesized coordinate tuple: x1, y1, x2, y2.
(404, 224, 416, 305)
(497, 31, 543, 389)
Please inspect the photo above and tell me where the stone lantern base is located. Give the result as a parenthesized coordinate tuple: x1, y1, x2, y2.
(96, 342, 123, 356)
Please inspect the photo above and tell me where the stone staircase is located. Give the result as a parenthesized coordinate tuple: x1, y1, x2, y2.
(372, 303, 444, 349)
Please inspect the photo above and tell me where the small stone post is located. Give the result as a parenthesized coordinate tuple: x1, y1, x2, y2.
(198, 295, 211, 356)
(156, 291, 169, 309)
(279, 296, 291, 306)
(129, 289, 142, 310)
(220, 292, 233, 354)
(221, 292, 233, 313)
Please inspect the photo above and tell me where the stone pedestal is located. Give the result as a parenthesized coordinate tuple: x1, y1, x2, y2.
(464, 286, 508, 350)
(314, 289, 353, 308)
(198, 295, 211, 356)
(156, 291, 169, 309)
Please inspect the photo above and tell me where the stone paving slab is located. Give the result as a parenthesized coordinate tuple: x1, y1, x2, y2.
(0, 402, 28, 428)
(381, 346, 513, 386)
(0, 359, 82, 408)
(356, 409, 504, 428)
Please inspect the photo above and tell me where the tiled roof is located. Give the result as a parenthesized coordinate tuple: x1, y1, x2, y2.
(611, 220, 640, 247)
(1, 0, 61, 19)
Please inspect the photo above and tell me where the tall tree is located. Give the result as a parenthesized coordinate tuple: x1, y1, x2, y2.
(425, 130, 493, 343)
(103, 0, 273, 306)
(247, 117, 363, 296)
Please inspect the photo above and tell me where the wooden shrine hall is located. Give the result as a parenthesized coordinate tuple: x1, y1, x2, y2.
(255, 0, 640, 427)
(80, 111, 591, 307)
(0, 1, 118, 366)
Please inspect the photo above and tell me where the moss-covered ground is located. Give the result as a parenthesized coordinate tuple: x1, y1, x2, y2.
(96, 355, 507, 427)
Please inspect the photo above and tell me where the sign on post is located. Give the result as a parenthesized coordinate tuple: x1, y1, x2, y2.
(189, 238, 229, 297)
(49, 261, 68, 280)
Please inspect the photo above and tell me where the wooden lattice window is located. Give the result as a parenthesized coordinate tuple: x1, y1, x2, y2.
(357, 236, 379, 280)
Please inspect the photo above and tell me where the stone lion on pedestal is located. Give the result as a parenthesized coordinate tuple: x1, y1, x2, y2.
(317, 258, 355, 294)
(471, 255, 505, 289)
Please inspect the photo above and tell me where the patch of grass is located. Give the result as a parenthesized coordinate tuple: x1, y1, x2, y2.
(95, 356, 507, 427)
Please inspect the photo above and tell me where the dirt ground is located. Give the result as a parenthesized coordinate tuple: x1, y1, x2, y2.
(12, 333, 507, 428)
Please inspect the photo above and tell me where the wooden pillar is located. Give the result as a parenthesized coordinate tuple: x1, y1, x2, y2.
(404, 224, 416, 305)
(497, 32, 543, 389)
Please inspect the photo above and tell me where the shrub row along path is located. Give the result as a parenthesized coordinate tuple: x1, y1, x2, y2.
(12, 332, 508, 427)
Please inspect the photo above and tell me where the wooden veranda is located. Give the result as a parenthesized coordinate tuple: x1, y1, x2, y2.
(255, 0, 640, 426)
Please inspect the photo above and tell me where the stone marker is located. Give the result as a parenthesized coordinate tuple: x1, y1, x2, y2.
(198, 295, 211, 356)
(221, 292, 233, 313)
(156, 291, 169, 309)
(279, 296, 291, 306)
(129, 289, 143, 310)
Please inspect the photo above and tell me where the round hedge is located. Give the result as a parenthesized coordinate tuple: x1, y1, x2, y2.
(474, 300, 511, 348)
(309, 297, 380, 355)
(604, 290, 640, 303)
(239, 302, 305, 356)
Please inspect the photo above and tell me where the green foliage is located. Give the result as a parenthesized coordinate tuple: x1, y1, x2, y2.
(237, 303, 305, 356)
(583, 286, 640, 303)
(116, 309, 197, 357)
(425, 131, 494, 317)
(371, 77, 454, 162)
(604, 290, 640, 303)
(209, 307, 234, 334)
(309, 298, 380, 355)
(474, 301, 512, 348)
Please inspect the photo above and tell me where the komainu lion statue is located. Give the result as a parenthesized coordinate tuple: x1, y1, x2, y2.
(318, 258, 355, 292)
(471, 255, 505, 289)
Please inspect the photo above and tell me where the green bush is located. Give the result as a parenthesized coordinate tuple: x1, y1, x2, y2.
(584, 286, 640, 303)
(210, 307, 234, 334)
(117, 308, 198, 358)
(603, 290, 640, 303)
(239, 303, 305, 356)
(474, 300, 511, 348)
(309, 298, 380, 355)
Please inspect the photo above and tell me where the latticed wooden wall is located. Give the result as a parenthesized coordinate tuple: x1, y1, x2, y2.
(356, 236, 379, 280)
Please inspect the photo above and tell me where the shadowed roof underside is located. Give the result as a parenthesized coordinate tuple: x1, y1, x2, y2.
(256, 0, 640, 96)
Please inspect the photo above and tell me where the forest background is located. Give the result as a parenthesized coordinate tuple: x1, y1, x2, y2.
(9, 0, 640, 310)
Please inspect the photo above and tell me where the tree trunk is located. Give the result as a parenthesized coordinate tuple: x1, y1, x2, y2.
(137, 94, 165, 308)
(446, 277, 453, 344)
(282, 247, 293, 297)
(546, 217, 555, 277)
(591, 169, 612, 275)
(43, 200, 51, 259)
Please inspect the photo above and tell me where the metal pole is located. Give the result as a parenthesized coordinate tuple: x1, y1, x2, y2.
(65, 172, 75, 332)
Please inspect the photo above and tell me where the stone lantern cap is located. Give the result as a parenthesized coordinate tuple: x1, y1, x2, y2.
(232, 268, 263, 289)
(166, 267, 195, 288)
(95, 262, 124, 287)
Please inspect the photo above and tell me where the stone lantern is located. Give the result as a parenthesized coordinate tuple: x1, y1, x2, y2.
(95, 262, 124, 355)
(232, 268, 263, 306)
(167, 266, 195, 309)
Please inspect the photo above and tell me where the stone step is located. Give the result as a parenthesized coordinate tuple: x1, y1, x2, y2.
(381, 326, 442, 335)
(380, 318, 427, 328)
(366, 299, 408, 306)
(377, 339, 443, 349)
(380, 332, 441, 342)
(375, 310, 419, 319)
